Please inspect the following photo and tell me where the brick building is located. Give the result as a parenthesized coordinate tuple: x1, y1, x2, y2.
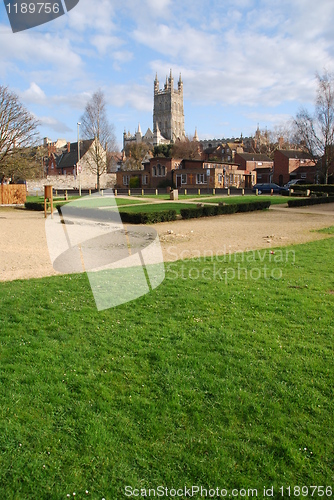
(116, 158, 255, 190)
(234, 153, 273, 183)
(273, 150, 316, 186)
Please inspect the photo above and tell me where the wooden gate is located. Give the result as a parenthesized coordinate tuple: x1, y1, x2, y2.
(0, 184, 26, 204)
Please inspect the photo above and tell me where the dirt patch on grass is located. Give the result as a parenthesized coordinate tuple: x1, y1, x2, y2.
(0, 205, 333, 282)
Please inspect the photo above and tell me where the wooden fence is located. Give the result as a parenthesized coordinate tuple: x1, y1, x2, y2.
(0, 184, 26, 205)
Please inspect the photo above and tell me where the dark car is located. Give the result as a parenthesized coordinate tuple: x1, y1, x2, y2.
(252, 183, 288, 194)
(284, 179, 308, 188)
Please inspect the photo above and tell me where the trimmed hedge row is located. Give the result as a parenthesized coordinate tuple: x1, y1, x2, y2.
(292, 184, 334, 194)
(25, 201, 44, 211)
(25, 200, 69, 211)
(287, 196, 334, 208)
(120, 210, 177, 224)
(180, 201, 271, 219)
(56, 205, 177, 224)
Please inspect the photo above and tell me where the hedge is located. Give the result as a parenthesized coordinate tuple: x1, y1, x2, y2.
(120, 210, 177, 224)
(292, 184, 334, 194)
(24, 201, 45, 211)
(56, 205, 177, 224)
(180, 201, 271, 220)
(25, 200, 69, 211)
(287, 196, 334, 207)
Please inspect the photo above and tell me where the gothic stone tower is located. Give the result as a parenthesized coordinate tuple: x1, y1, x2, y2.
(153, 69, 185, 142)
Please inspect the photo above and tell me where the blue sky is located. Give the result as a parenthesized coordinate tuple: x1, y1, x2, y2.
(0, 0, 333, 149)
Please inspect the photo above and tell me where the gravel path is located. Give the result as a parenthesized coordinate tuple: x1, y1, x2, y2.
(0, 204, 333, 282)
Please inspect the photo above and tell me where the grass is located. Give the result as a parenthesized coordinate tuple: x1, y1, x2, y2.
(315, 226, 334, 234)
(132, 194, 211, 200)
(68, 197, 149, 208)
(0, 236, 333, 498)
(116, 202, 205, 214)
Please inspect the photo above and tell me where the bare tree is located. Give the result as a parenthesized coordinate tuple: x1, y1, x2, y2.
(123, 142, 151, 170)
(294, 71, 334, 183)
(80, 90, 117, 190)
(171, 136, 202, 160)
(251, 123, 295, 157)
(0, 85, 39, 182)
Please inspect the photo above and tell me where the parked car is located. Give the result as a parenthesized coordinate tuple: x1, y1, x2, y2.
(284, 179, 308, 188)
(252, 183, 288, 194)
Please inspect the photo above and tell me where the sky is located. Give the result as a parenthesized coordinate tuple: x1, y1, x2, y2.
(0, 0, 333, 150)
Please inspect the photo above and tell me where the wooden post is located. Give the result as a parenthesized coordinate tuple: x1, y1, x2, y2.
(142, 189, 144, 196)
(155, 189, 158, 196)
(114, 189, 117, 197)
(101, 190, 104, 196)
(128, 189, 131, 196)
(256, 189, 258, 196)
(184, 188, 187, 195)
(242, 188, 245, 196)
(212, 188, 215, 195)
(65, 190, 68, 201)
(89, 189, 92, 196)
(227, 188, 230, 196)
(44, 185, 53, 218)
(198, 188, 201, 195)
(271, 189, 273, 196)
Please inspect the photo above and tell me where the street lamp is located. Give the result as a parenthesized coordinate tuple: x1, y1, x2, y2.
(77, 122, 81, 196)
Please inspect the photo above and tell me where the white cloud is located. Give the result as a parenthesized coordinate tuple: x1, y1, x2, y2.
(37, 116, 73, 133)
(20, 83, 47, 105)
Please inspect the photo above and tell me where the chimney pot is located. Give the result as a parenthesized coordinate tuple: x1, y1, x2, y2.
(67, 142, 70, 153)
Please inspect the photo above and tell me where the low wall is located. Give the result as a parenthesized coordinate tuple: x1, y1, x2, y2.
(26, 173, 116, 195)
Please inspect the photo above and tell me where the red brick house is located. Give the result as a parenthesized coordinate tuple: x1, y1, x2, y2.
(273, 150, 316, 186)
(234, 153, 273, 183)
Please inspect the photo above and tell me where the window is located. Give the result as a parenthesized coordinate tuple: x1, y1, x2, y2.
(181, 174, 187, 184)
(154, 163, 166, 176)
(301, 173, 307, 179)
(123, 175, 130, 186)
(142, 175, 148, 185)
(218, 173, 223, 183)
(196, 173, 207, 184)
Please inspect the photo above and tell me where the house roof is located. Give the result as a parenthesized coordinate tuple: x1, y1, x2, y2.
(276, 149, 313, 160)
(236, 153, 272, 162)
(57, 140, 93, 169)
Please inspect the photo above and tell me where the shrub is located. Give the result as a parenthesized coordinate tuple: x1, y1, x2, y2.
(292, 184, 334, 195)
(287, 196, 334, 207)
(25, 201, 44, 211)
(57, 205, 177, 224)
(180, 207, 204, 219)
(25, 200, 70, 211)
(129, 176, 140, 189)
(180, 201, 270, 220)
(120, 210, 177, 224)
(202, 205, 218, 217)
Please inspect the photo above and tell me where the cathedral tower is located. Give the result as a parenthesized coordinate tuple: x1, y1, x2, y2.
(153, 70, 185, 142)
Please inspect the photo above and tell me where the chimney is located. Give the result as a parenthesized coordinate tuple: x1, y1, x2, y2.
(278, 137, 284, 149)
(67, 142, 70, 153)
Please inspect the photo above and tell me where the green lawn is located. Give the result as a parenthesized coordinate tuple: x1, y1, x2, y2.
(0, 237, 333, 498)
(68, 197, 150, 208)
(103, 202, 205, 214)
(132, 194, 211, 200)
